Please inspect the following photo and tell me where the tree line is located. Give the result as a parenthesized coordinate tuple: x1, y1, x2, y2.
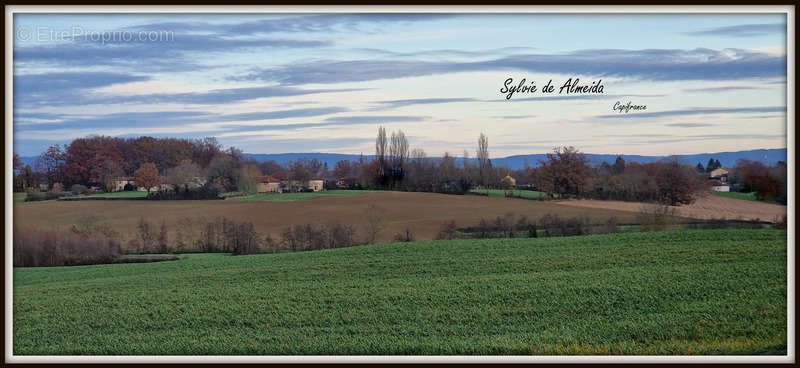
(13, 128, 787, 206)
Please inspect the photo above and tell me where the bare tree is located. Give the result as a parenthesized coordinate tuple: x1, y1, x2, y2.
(389, 130, 409, 187)
(477, 133, 490, 193)
(375, 126, 388, 181)
(363, 204, 386, 244)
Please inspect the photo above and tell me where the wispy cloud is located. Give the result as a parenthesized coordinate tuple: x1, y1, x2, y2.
(373, 97, 480, 109)
(683, 86, 770, 93)
(666, 122, 716, 128)
(687, 23, 785, 37)
(239, 48, 785, 85)
(323, 116, 428, 124)
(595, 106, 786, 119)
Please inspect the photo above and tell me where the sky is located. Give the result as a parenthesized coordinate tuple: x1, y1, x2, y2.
(12, 12, 788, 158)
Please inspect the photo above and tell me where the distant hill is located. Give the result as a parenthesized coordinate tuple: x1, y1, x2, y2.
(243, 148, 787, 170)
(19, 148, 786, 172)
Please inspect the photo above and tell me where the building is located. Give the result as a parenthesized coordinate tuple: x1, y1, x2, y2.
(307, 180, 324, 192)
(257, 176, 281, 193)
(709, 179, 730, 192)
(112, 177, 135, 191)
(709, 167, 729, 182)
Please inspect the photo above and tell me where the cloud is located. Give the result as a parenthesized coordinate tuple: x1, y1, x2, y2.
(666, 123, 716, 128)
(323, 116, 428, 124)
(130, 14, 454, 36)
(687, 23, 785, 37)
(238, 48, 785, 85)
(595, 106, 786, 119)
(14, 33, 332, 73)
(13, 72, 148, 94)
(13, 72, 368, 107)
(491, 115, 538, 120)
(373, 97, 480, 109)
(219, 107, 349, 122)
(682, 86, 770, 93)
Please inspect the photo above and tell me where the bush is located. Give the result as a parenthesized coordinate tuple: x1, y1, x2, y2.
(393, 227, 416, 242)
(13, 225, 121, 267)
(601, 217, 619, 234)
(24, 191, 60, 202)
(773, 214, 787, 230)
(147, 182, 223, 200)
(123, 183, 135, 191)
(280, 222, 358, 252)
(637, 203, 679, 232)
(436, 220, 460, 240)
(71, 184, 88, 195)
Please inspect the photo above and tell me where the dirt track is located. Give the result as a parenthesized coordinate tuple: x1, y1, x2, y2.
(15, 192, 640, 243)
(554, 194, 787, 223)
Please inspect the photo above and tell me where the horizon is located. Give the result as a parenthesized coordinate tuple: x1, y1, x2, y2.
(12, 13, 788, 157)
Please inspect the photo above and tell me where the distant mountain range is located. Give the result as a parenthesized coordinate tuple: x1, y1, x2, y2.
(242, 148, 786, 170)
(18, 148, 787, 172)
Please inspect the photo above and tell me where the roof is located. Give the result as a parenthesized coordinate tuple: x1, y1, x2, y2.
(258, 175, 280, 183)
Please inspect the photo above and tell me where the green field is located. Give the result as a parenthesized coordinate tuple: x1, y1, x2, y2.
(13, 193, 27, 204)
(713, 191, 757, 201)
(13, 229, 786, 355)
(469, 189, 548, 199)
(229, 189, 380, 202)
(62, 191, 148, 199)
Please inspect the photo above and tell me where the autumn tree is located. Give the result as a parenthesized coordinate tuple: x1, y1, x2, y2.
(134, 163, 160, 194)
(654, 160, 703, 205)
(535, 146, 593, 198)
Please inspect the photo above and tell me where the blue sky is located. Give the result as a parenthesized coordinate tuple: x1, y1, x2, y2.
(12, 13, 787, 157)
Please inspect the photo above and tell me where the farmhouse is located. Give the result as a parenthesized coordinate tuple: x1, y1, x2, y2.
(709, 179, 730, 192)
(257, 176, 281, 193)
(709, 167, 729, 182)
(280, 179, 325, 192)
(112, 177, 135, 191)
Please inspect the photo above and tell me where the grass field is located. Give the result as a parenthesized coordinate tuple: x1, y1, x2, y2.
(713, 191, 757, 201)
(62, 191, 148, 199)
(229, 189, 380, 202)
(13, 229, 786, 355)
(470, 189, 548, 199)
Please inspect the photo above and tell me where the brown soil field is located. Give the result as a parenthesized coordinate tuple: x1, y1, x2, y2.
(554, 193, 787, 223)
(14, 191, 641, 244)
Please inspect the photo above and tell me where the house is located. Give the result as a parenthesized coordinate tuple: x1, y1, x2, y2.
(112, 177, 135, 191)
(279, 179, 325, 192)
(709, 167, 729, 183)
(257, 176, 281, 193)
(308, 180, 324, 192)
(709, 179, 730, 192)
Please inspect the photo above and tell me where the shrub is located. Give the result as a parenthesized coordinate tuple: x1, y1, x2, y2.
(436, 220, 460, 240)
(602, 217, 619, 234)
(280, 222, 358, 252)
(71, 184, 88, 195)
(363, 204, 386, 244)
(773, 214, 787, 230)
(123, 183, 135, 191)
(24, 191, 60, 202)
(51, 182, 64, 193)
(637, 203, 679, 232)
(147, 182, 223, 200)
(393, 227, 416, 242)
(13, 225, 121, 267)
